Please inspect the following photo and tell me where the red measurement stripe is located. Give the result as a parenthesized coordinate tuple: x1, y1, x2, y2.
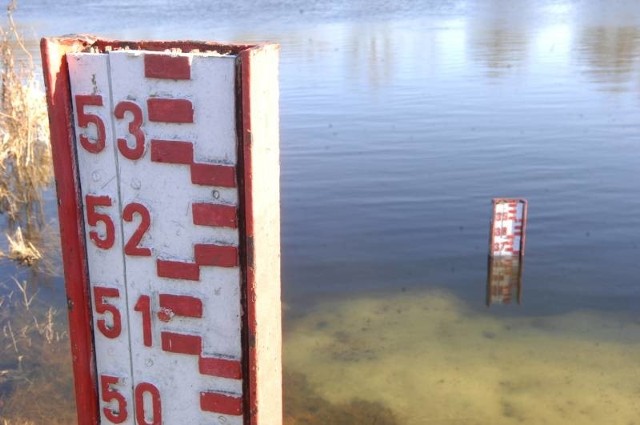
(161, 332, 202, 355)
(150, 140, 194, 165)
(194, 244, 238, 268)
(190, 163, 236, 188)
(159, 294, 203, 318)
(199, 356, 242, 380)
(144, 55, 191, 80)
(157, 259, 200, 281)
(192, 203, 237, 228)
(148, 98, 194, 123)
(200, 392, 243, 416)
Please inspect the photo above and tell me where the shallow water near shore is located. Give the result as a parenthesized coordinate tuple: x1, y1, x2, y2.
(3, 0, 640, 423)
(285, 288, 640, 425)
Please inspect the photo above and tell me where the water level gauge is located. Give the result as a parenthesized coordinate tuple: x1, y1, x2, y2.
(41, 36, 281, 425)
(489, 198, 528, 258)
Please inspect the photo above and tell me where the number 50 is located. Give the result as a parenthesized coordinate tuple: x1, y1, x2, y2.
(100, 375, 162, 424)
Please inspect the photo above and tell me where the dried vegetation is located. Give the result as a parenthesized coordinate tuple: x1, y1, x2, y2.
(0, 2, 75, 423)
(0, 0, 52, 269)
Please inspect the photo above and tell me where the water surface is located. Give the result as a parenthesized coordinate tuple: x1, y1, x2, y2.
(4, 0, 640, 423)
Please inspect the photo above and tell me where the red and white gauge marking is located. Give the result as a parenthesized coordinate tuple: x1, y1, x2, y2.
(68, 50, 242, 424)
(489, 198, 528, 258)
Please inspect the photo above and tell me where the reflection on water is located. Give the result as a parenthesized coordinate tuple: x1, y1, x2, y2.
(578, 25, 640, 92)
(7, 0, 640, 422)
(486, 257, 523, 306)
(0, 280, 76, 424)
(344, 24, 395, 89)
(470, 26, 529, 79)
(285, 289, 640, 425)
(17, 0, 640, 96)
(468, 1, 533, 79)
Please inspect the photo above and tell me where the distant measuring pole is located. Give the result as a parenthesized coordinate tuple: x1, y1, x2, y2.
(487, 198, 528, 306)
(41, 36, 281, 425)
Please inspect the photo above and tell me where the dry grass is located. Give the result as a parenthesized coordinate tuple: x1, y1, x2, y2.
(0, 3, 74, 423)
(0, 0, 52, 269)
(1, 226, 41, 265)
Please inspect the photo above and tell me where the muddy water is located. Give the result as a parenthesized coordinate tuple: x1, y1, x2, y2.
(4, 0, 640, 423)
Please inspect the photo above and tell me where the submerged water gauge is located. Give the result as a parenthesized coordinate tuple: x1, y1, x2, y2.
(41, 37, 281, 425)
(489, 198, 527, 258)
(487, 198, 527, 306)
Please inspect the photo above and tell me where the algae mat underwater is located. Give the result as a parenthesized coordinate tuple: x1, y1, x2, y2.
(284, 289, 640, 425)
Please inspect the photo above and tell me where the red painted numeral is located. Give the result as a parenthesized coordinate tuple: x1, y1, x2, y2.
(100, 377, 161, 424)
(494, 227, 507, 237)
(123, 203, 152, 256)
(86, 195, 115, 249)
(493, 242, 508, 251)
(115, 100, 146, 160)
(135, 382, 162, 425)
(100, 375, 128, 423)
(75, 94, 106, 153)
(93, 286, 121, 339)
(134, 295, 152, 347)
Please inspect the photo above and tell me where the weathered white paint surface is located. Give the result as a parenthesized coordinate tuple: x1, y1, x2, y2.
(246, 44, 283, 425)
(68, 52, 135, 423)
(69, 50, 242, 425)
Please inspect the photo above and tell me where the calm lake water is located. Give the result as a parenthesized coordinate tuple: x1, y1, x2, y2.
(5, 0, 640, 423)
